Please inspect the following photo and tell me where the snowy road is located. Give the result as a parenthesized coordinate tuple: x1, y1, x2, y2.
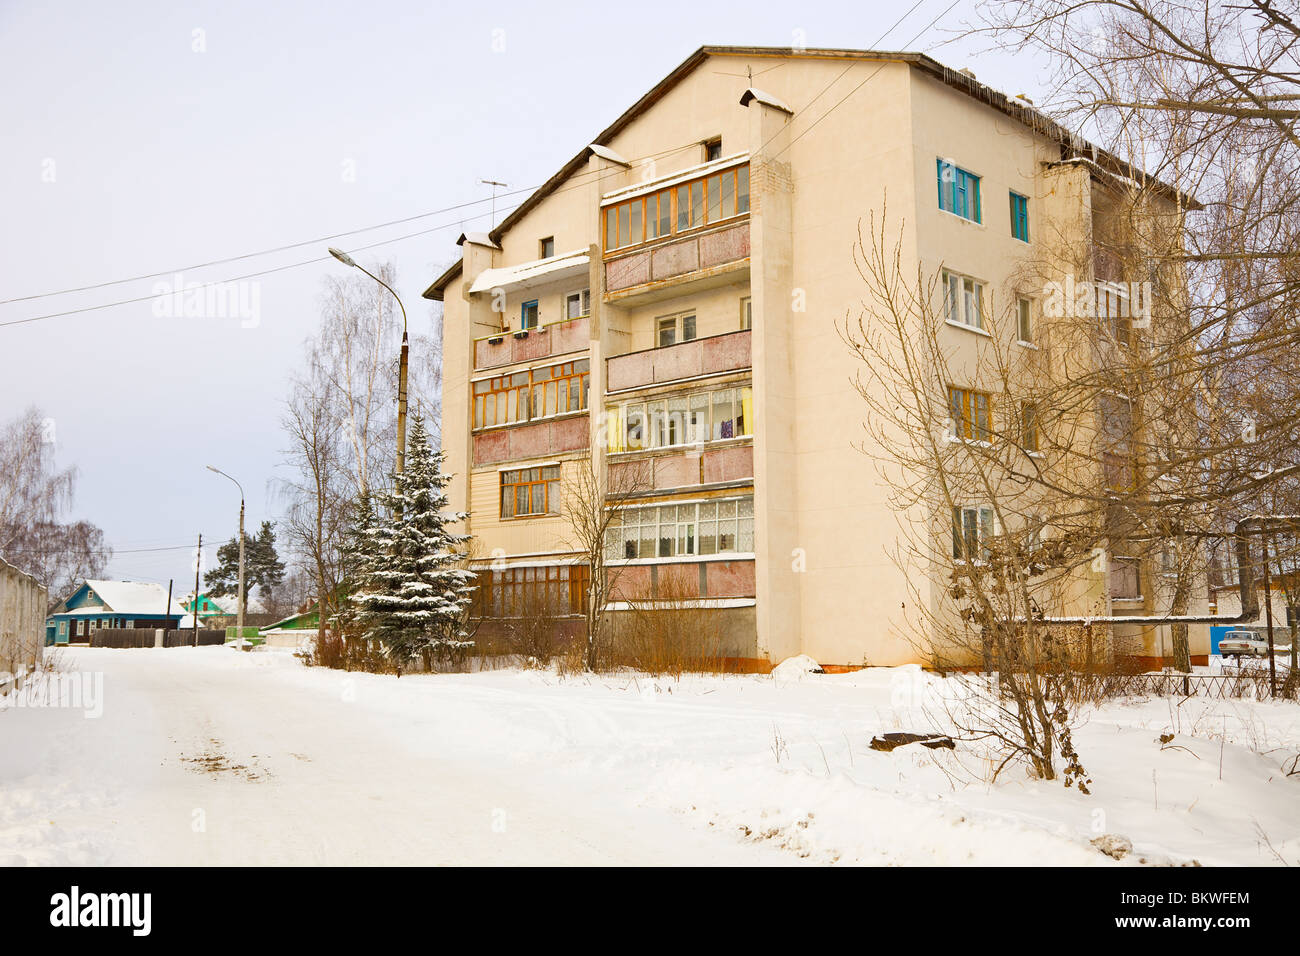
(3, 646, 1299, 866)
(0, 647, 800, 865)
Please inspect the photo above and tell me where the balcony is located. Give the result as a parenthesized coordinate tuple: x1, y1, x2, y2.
(473, 414, 589, 467)
(609, 443, 753, 492)
(605, 222, 750, 299)
(602, 157, 750, 300)
(606, 329, 751, 392)
(474, 316, 589, 371)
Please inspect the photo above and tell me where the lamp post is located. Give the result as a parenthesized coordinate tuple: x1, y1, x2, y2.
(207, 465, 246, 648)
(328, 247, 409, 475)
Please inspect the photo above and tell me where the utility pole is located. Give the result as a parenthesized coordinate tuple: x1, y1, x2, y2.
(1264, 533, 1278, 697)
(193, 533, 202, 647)
(164, 579, 174, 642)
(237, 501, 246, 644)
(207, 465, 248, 647)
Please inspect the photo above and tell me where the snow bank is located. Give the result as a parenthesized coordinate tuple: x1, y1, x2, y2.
(771, 654, 824, 682)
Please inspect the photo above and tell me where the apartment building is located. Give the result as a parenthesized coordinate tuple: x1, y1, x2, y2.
(425, 45, 1207, 669)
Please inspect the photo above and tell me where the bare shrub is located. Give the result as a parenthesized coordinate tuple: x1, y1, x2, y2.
(607, 569, 728, 677)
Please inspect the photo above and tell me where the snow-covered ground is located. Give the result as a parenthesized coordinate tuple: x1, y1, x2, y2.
(1, 646, 1297, 866)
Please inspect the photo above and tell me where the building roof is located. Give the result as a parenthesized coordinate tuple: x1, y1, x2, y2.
(52, 580, 189, 617)
(423, 45, 1199, 303)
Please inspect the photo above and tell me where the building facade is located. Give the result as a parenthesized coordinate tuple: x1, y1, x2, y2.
(426, 46, 1209, 668)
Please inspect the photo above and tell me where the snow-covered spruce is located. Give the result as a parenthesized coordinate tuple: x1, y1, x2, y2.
(349, 416, 475, 671)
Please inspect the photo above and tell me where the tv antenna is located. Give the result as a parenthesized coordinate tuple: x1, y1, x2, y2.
(479, 179, 508, 228)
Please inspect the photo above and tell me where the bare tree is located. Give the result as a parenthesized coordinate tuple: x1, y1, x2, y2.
(281, 357, 349, 648)
(560, 451, 650, 673)
(278, 262, 443, 652)
(0, 407, 109, 606)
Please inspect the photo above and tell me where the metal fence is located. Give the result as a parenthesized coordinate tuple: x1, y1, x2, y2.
(0, 557, 47, 693)
(1045, 669, 1283, 701)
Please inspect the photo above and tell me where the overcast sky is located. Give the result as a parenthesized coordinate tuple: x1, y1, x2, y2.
(0, 0, 1050, 591)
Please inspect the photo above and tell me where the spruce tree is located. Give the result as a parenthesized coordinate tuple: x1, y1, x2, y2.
(351, 416, 475, 672)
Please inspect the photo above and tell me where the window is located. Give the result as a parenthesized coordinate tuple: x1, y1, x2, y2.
(1103, 452, 1136, 492)
(608, 386, 752, 452)
(500, 465, 560, 518)
(565, 289, 591, 319)
(606, 497, 754, 560)
(520, 299, 539, 330)
(949, 385, 993, 441)
(656, 311, 696, 348)
(943, 270, 984, 329)
(1028, 515, 1045, 555)
(603, 163, 750, 252)
(1021, 401, 1039, 452)
(704, 137, 722, 162)
(475, 564, 589, 618)
(539, 237, 555, 259)
(472, 360, 590, 428)
(740, 296, 753, 330)
(1110, 557, 1141, 599)
(1098, 282, 1132, 347)
(1017, 297, 1033, 343)
(952, 505, 995, 562)
(1009, 191, 1029, 241)
(1098, 392, 1134, 453)
(645, 189, 672, 240)
(937, 159, 982, 223)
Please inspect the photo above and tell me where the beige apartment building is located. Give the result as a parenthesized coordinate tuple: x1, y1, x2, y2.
(425, 45, 1210, 669)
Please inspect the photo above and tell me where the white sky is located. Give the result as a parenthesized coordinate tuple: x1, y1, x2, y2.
(0, 0, 1052, 589)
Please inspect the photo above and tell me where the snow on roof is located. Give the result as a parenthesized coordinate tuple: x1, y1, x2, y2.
(82, 580, 189, 617)
(588, 143, 631, 166)
(739, 87, 793, 114)
(468, 250, 590, 296)
(210, 593, 267, 615)
(60, 606, 108, 616)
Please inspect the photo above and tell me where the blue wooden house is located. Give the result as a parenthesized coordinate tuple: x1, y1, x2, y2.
(46, 580, 188, 645)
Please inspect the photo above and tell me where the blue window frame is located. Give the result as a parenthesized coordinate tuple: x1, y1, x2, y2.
(937, 159, 981, 223)
(520, 299, 539, 330)
(1010, 191, 1030, 242)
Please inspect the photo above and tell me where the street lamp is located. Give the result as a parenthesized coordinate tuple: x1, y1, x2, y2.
(328, 246, 409, 475)
(206, 464, 247, 648)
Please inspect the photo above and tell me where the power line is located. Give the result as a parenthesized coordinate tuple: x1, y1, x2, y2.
(0, 136, 711, 312)
(770, 0, 966, 162)
(0, 207, 503, 329)
(1, 9, 970, 333)
(0, 133, 722, 330)
(0, 189, 532, 306)
(1, 543, 206, 556)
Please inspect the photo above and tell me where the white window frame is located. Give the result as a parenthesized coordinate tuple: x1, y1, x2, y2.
(565, 289, 591, 320)
(1016, 296, 1033, 344)
(943, 270, 984, 330)
(952, 505, 996, 563)
(606, 496, 755, 561)
(656, 311, 697, 348)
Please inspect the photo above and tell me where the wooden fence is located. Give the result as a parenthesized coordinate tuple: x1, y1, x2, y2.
(0, 557, 47, 694)
(91, 628, 227, 648)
